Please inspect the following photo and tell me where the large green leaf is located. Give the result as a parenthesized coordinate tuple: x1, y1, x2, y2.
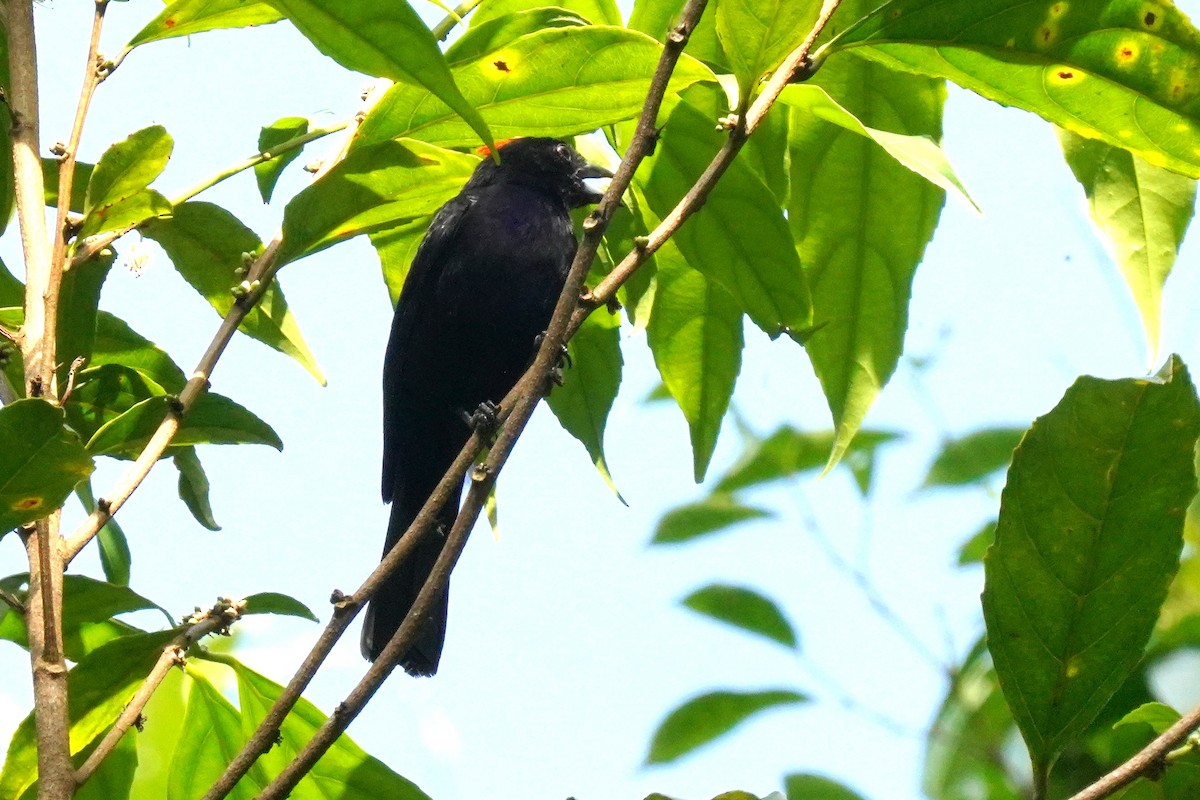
(682, 583, 798, 649)
(788, 51, 945, 468)
(828, 0, 1200, 177)
(1058, 128, 1196, 360)
(277, 139, 476, 266)
(127, 0, 284, 47)
(87, 394, 282, 458)
(215, 656, 434, 799)
(42, 158, 94, 214)
(447, 7, 589, 64)
(646, 689, 807, 764)
(266, 0, 494, 150)
(628, 0, 728, 70)
(546, 310, 625, 500)
(716, 0, 820, 109)
(355, 26, 714, 148)
(56, 250, 116, 388)
(0, 631, 177, 800)
(66, 365, 165, 445)
(79, 126, 174, 240)
(641, 94, 810, 340)
(646, 232, 744, 482)
(469, 0, 620, 27)
(982, 356, 1200, 787)
(91, 313, 187, 392)
(142, 202, 325, 383)
(0, 399, 94, 533)
(168, 670, 255, 800)
(0, 574, 164, 660)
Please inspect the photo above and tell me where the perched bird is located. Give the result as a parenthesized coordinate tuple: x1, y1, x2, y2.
(362, 137, 612, 675)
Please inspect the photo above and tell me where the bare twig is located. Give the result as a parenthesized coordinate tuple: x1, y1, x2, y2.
(1068, 701, 1200, 800)
(0, 587, 25, 615)
(51, 0, 110, 301)
(74, 598, 245, 787)
(431, 0, 485, 41)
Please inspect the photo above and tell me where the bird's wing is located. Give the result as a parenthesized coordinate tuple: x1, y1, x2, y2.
(382, 193, 475, 503)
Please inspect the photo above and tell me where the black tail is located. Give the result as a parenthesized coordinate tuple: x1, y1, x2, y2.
(360, 484, 461, 676)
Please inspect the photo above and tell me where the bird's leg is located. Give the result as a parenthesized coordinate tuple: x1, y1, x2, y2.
(459, 400, 501, 440)
(533, 332, 571, 389)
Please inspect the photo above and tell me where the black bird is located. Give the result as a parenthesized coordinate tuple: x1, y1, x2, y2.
(363, 137, 612, 675)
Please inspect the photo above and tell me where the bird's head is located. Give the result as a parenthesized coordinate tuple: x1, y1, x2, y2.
(472, 137, 613, 208)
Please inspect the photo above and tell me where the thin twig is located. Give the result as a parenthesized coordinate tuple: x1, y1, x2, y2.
(50, 0, 110, 309)
(74, 598, 245, 787)
(0, 588, 25, 615)
(1068, 701, 1200, 800)
(431, 0, 485, 41)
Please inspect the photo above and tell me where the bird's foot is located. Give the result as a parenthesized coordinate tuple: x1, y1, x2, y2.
(459, 400, 500, 439)
(533, 332, 572, 369)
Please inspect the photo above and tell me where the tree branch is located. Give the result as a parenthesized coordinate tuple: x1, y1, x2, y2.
(431, 0, 485, 41)
(50, 0, 109, 312)
(1068, 701, 1200, 800)
(74, 598, 246, 788)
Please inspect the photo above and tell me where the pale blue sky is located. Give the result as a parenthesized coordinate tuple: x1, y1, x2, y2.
(2, 3, 1198, 799)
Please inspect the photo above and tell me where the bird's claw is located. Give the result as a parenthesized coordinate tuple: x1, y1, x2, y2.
(459, 400, 500, 438)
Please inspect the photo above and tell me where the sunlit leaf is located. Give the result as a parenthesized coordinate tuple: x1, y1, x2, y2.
(682, 584, 798, 649)
(784, 774, 867, 800)
(469, 0, 620, 27)
(983, 356, 1200, 785)
(127, 0, 284, 47)
(254, 117, 309, 204)
(87, 394, 282, 458)
(716, 0, 819, 108)
(652, 494, 774, 545)
(446, 7, 589, 64)
(79, 126, 174, 240)
(174, 447, 220, 531)
(922, 427, 1026, 488)
(0, 399, 94, 533)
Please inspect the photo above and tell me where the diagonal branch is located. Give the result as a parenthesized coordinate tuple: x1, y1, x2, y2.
(1068, 700, 1200, 800)
(74, 598, 246, 787)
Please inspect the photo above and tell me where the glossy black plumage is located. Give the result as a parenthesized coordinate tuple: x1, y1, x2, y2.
(363, 138, 611, 675)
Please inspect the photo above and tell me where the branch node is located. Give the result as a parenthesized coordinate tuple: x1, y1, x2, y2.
(166, 394, 186, 416)
(96, 497, 111, 515)
(471, 463, 492, 483)
(49, 141, 68, 159)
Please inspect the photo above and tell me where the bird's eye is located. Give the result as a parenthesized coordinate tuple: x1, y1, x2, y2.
(555, 142, 570, 159)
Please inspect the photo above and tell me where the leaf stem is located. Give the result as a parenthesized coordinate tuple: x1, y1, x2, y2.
(1068, 701, 1200, 800)
(431, 0, 485, 41)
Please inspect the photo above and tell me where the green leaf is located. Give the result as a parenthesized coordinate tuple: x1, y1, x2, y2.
(646, 689, 807, 764)
(716, 0, 819, 109)
(87, 394, 282, 458)
(66, 365, 164, 445)
(715, 426, 899, 494)
(982, 356, 1200, 785)
(829, 0, 1200, 178)
(80, 125, 174, 240)
(215, 656, 434, 799)
(640, 93, 810, 340)
(56, 249, 116, 388)
(254, 117, 309, 203)
(0, 630, 177, 800)
(646, 233, 743, 482)
(788, 52, 945, 469)
(277, 139, 477, 266)
(651, 494, 773, 545)
(143, 202, 325, 383)
(127, 0, 284, 47)
(1058, 128, 1196, 361)
(922, 427, 1027, 488)
(469, 0, 620, 27)
(370, 217, 429, 306)
(267, 0, 495, 151)
(168, 670, 249, 800)
(0, 257, 22, 306)
(956, 520, 996, 567)
(546, 310, 625, 501)
(0, 573, 160, 660)
(780, 83, 977, 211)
(446, 7, 589, 64)
(75, 726, 137, 800)
(174, 447, 220, 531)
(0, 399, 94, 533)
(77, 480, 131, 585)
(355, 26, 714, 148)
(682, 584, 798, 649)
(1113, 702, 1181, 736)
(92, 313, 187, 392)
(784, 774, 867, 800)
(42, 158, 94, 213)
(241, 592, 318, 622)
